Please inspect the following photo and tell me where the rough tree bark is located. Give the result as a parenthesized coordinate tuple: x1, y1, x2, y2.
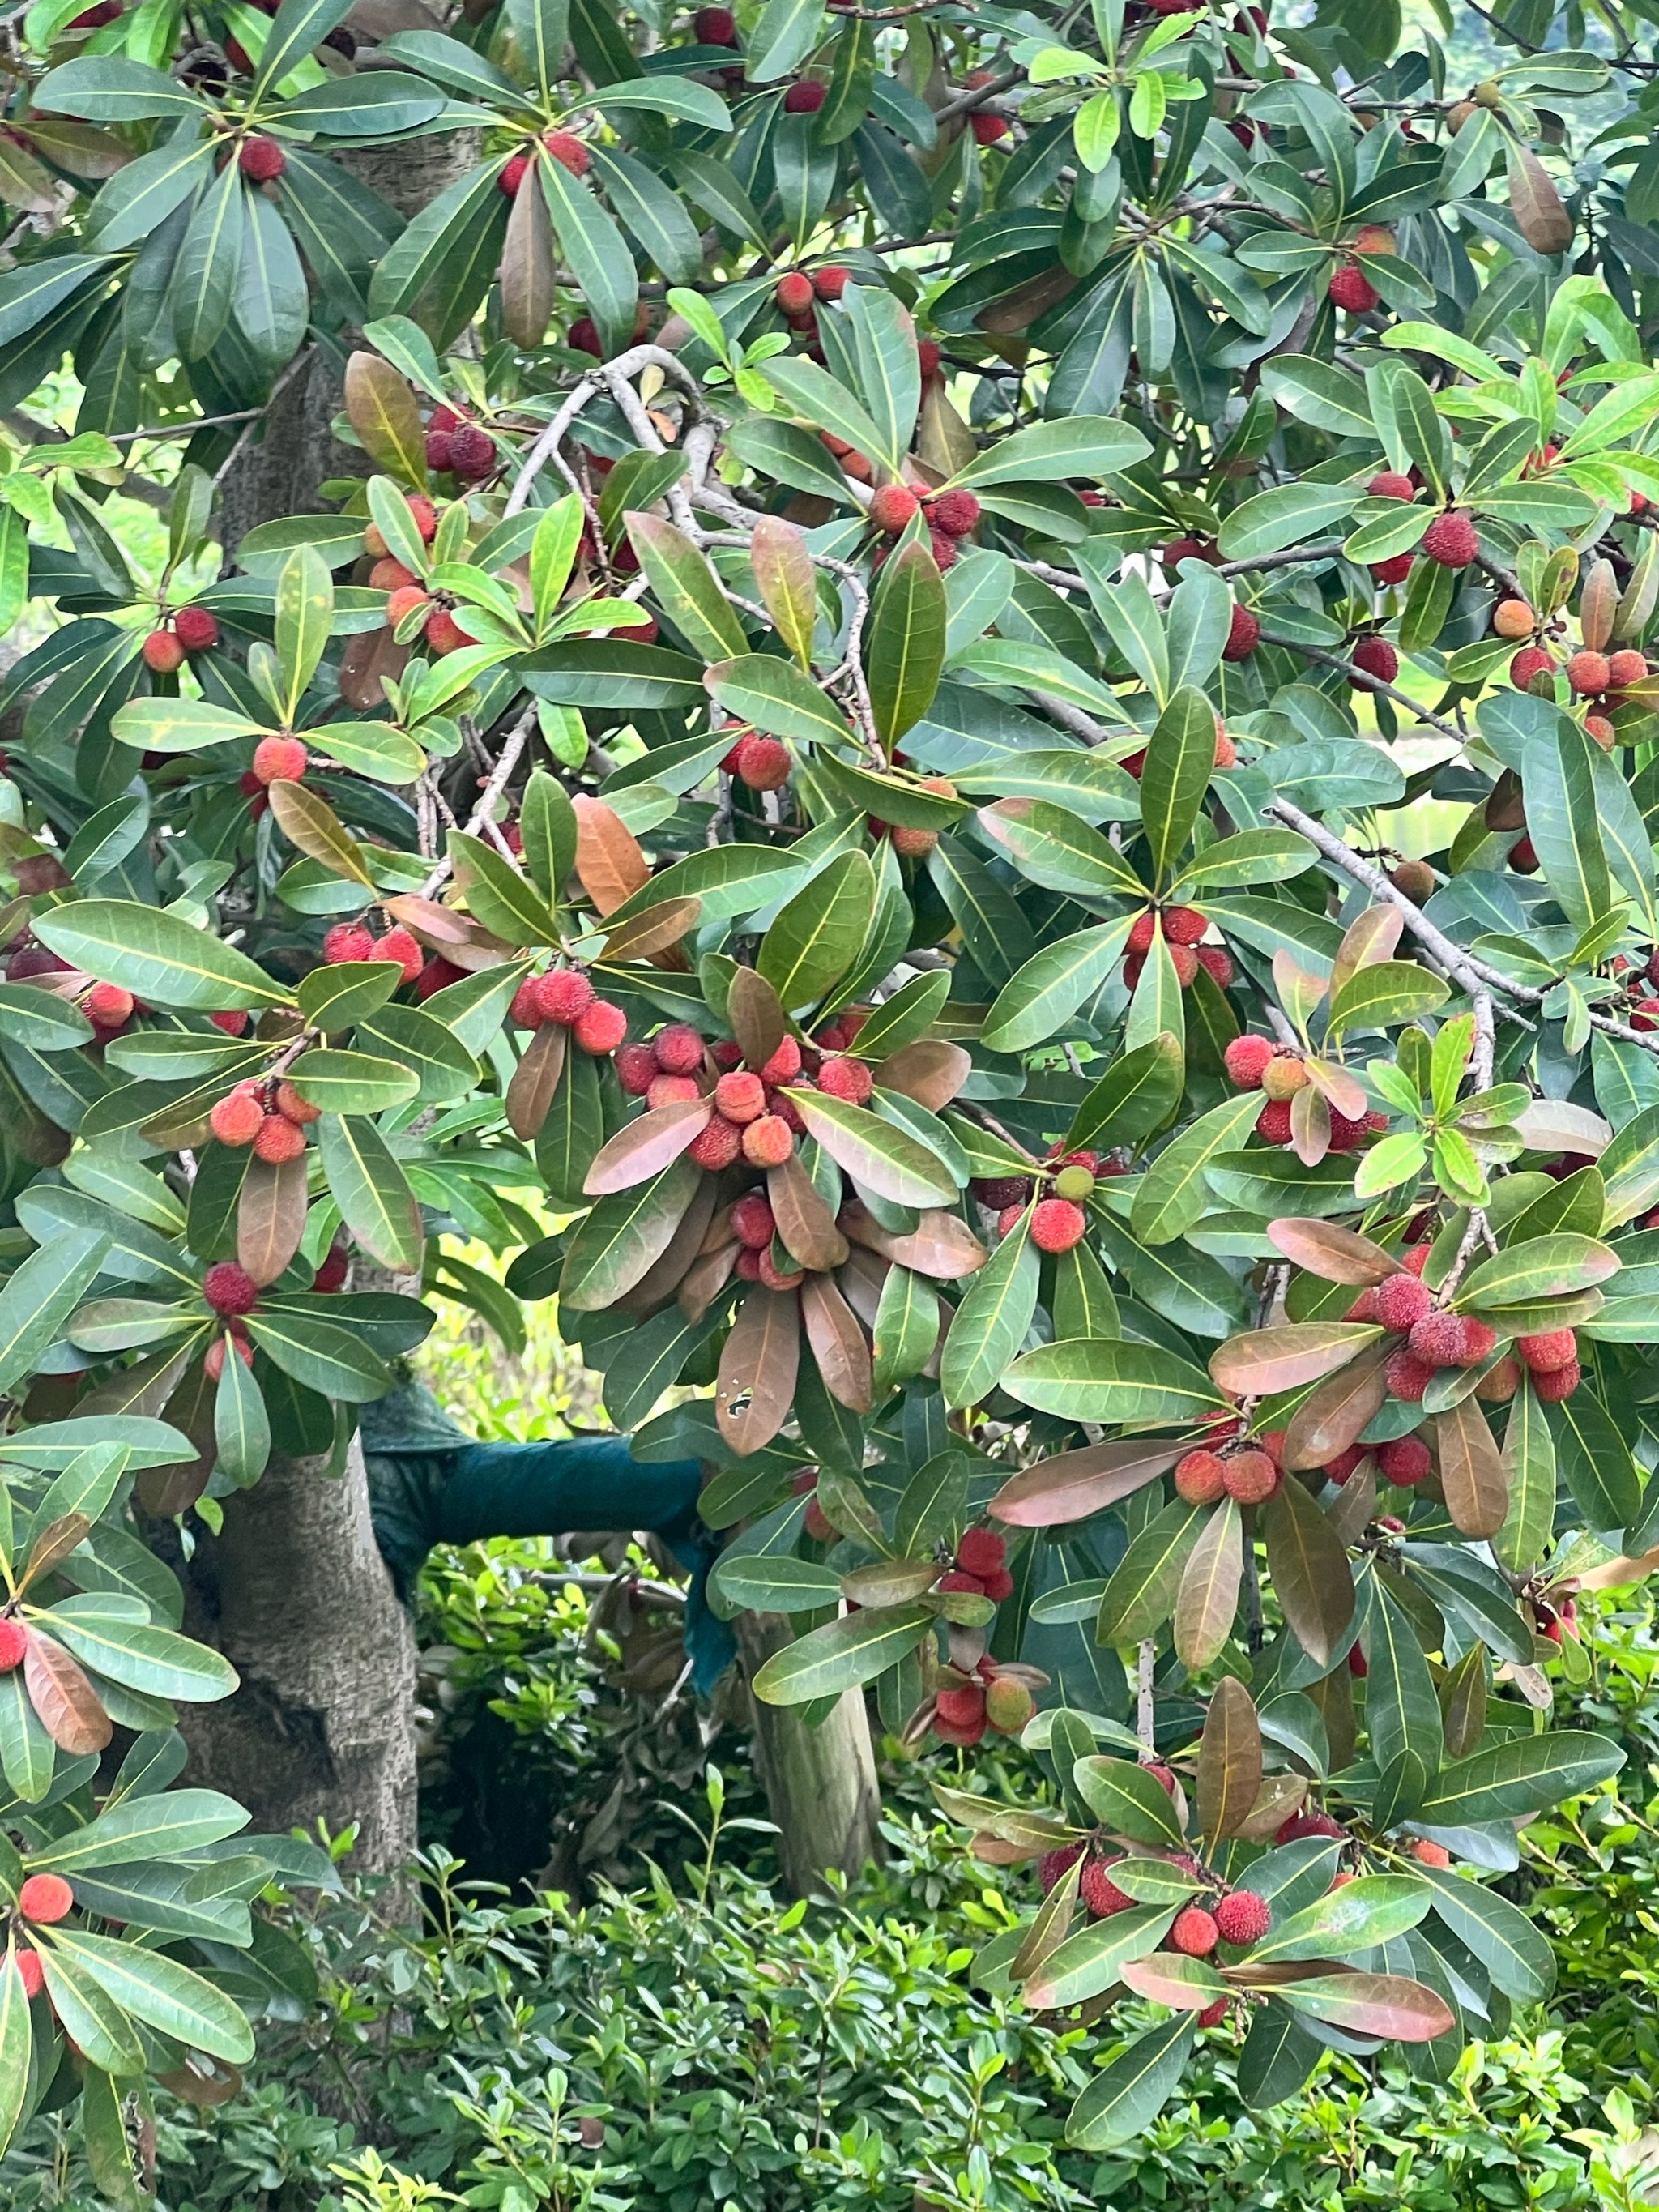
(736, 1611, 884, 1896)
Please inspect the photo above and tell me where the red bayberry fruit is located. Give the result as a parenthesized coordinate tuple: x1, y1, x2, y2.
(776, 271, 815, 317)
(1276, 1810, 1345, 1843)
(1255, 1099, 1294, 1144)
(869, 483, 920, 534)
(1328, 262, 1379, 313)
(1352, 635, 1399, 685)
(616, 1042, 658, 1095)
(1607, 649, 1648, 689)
(1214, 1890, 1271, 1945)
(714, 1070, 766, 1123)
(1222, 1450, 1280, 1505)
(1325, 1445, 1367, 1483)
(18, 1874, 73, 1925)
(252, 733, 307, 785)
(928, 489, 981, 538)
(497, 154, 529, 199)
(254, 1112, 307, 1163)
(203, 1262, 259, 1316)
(1222, 604, 1260, 660)
(1377, 1434, 1431, 1484)
(1533, 1359, 1581, 1402)
(735, 734, 791, 790)
(812, 265, 848, 301)
(1196, 945, 1235, 988)
(173, 605, 219, 652)
(238, 135, 285, 181)
(536, 968, 595, 1025)
(1567, 649, 1611, 696)
(759, 1036, 803, 1086)
(1385, 1347, 1435, 1401)
(654, 1024, 705, 1075)
(783, 78, 826, 111)
(1368, 472, 1415, 501)
(743, 1115, 794, 1168)
(957, 1528, 1006, 1578)
(313, 1245, 348, 1293)
(271, 1079, 318, 1127)
(568, 317, 602, 357)
(424, 606, 475, 655)
(142, 630, 185, 674)
(1517, 1328, 1576, 1373)
(448, 426, 496, 481)
(695, 3, 738, 37)
(209, 1086, 264, 1147)
(1162, 905, 1207, 946)
(1422, 511, 1479, 566)
(510, 977, 547, 1028)
(1039, 1841, 1085, 1894)
(1030, 1198, 1085, 1253)
(1409, 1312, 1497, 1369)
(1509, 645, 1555, 691)
(1175, 1449, 1228, 1505)
(1372, 553, 1414, 586)
(731, 1194, 777, 1249)
(689, 1117, 743, 1171)
(368, 926, 422, 986)
(1171, 1907, 1220, 1957)
(83, 981, 133, 1031)
(970, 109, 1008, 143)
(0, 1619, 27, 1672)
(544, 130, 590, 175)
(817, 1055, 872, 1104)
(574, 1001, 628, 1054)
(322, 923, 376, 964)
(1224, 1034, 1275, 1088)
(1080, 1860, 1135, 1917)
(1375, 1272, 1432, 1331)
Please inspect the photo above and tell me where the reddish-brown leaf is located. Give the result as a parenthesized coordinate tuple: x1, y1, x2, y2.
(1197, 1675, 1262, 1845)
(1282, 1340, 1390, 1471)
(1119, 1954, 1230, 2009)
(238, 1151, 309, 1287)
(572, 796, 649, 916)
(506, 1019, 566, 1141)
(1265, 1968, 1455, 2043)
(584, 1097, 713, 1195)
(382, 895, 490, 951)
(600, 898, 702, 963)
(1233, 1773, 1307, 1842)
(1304, 1057, 1369, 1124)
(838, 1197, 987, 1279)
(801, 1274, 873, 1412)
(1263, 1477, 1354, 1668)
(19, 1513, 92, 1594)
(1290, 1080, 1330, 1166)
(837, 1248, 889, 1330)
(678, 1239, 738, 1322)
(337, 624, 408, 713)
(727, 966, 786, 1074)
(24, 1630, 112, 1754)
(1326, 1455, 1379, 1546)
(1330, 903, 1404, 995)
(1209, 1322, 1380, 1398)
(1435, 1398, 1508, 1538)
(877, 1039, 971, 1111)
(768, 1151, 849, 1271)
(991, 1439, 1184, 1528)
(1268, 1218, 1397, 1287)
(499, 150, 555, 347)
(1579, 557, 1618, 655)
(715, 1284, 800, 1455)
(1508, 147, 1572, 254)
(617, 1174, 718, 1313)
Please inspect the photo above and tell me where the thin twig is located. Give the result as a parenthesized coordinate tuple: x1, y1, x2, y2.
(419, 707, 536, 899)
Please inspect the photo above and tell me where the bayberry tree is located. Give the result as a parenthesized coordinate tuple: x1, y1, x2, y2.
(0, 0, 1655, 2180)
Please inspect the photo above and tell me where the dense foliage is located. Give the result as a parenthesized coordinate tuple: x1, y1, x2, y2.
(0, 0, 1658, 2180)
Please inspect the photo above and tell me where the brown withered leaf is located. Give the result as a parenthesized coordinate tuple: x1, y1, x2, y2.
(1435, 1399, 1508, 1537)
(971, 1834, 1040, 1864)
(801, 1273, 873, 1412)
(1290, 1079, 1331, 1165)
(991, 1438, 1183, 1527)
(158, 2057, 244, 2110)
(677, 1239, 737, 1323)
(24, 1631, 112, 1755)
(1580, 557, 1618, 655)
(506, 1019, 566, 1141)
(1326, 1455, 1379, 1546)
(239, 1152, 308, 1287)
(1210, 1322, 1380, 1399)
(1269, 1218, 1397, 1287)
(1232, 1772, 1307, 1843)
(499, 151, 555, 348)
(878, 1040, 971, 1112)
(1508, 147, 1572, 254)
(1197, 1676, 1263, 1845)
(767, 1151, 849, 1271)
(616, 1175, 718, 1314)
(727, 965, 786, 1074)
(600, 897, 702, 963)
(1174, 1497, 1242, 1668)
(1485, 768, 1527, 832)
(1282, 1340, 1391, 1471)
(1330, 903, 1404, 995)
(584, 1096, 712, 1196)
(836, 1249, 887, 1330)
(838, 1197, 987, 1280)
(715, 1285, 800, 1455)
(1263, 1476, 1354, 1668)
(976, 260, 1077, 332)
(337, 625, 409, 713)
(19, 1512, 92, 1594)
(572, 796, 649, 916)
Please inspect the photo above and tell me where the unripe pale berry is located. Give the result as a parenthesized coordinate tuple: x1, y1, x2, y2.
(1491, 598, 1536, 640)
(743, 1114, 794, 1167)
(1051, 1164, 1094, 1202)
(1260, 1054, 1308, 1100)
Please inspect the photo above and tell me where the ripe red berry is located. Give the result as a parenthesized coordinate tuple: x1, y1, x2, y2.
(714, 1070, 766, 1123)
(970, 109, 1009, 143)
(1127, 912, 1157, 957)
(1171, 1907, 1220, 1958)
(322, 923, 376, 965)
(568, 317, 602, 357)
(1422, 510, 1479, 567)
(928, 489, 981, 538)
(274, 1079, 321, 1126)
(1368, 472, 1415, 501)
(367, 926, 422, 986)
(142, 630, 185, 674)
(731, 1194, 777, 1249)
(1509, 645, 1555, 691)
(817, 1054, 872, 1104)
(812, 263, 848, 301)
(1162, 905, 1207, 946)
(1567, 649, 1611, 696)
(742, 1114, 794, 1168)
(0, 1618, 27, 1672)
(18, 1874, 74, 1925)
(574, 1001, 628, 1055)
(1222, 604, 1260, 660)
(1223, 1034, 1275, 1088)
(1375, 1272, 1433, 1332)
(735, 734, 791, 790)
(1169, 944, 1201, 988)
(313, 1245, 349, 1293)
(1328, 262, 1379, 313)
(1039, 1841, 1085, 1894)
(1276, 1810, 1345, 1843)
(252, 733, 307, 786)
(695, 4, 738, 39)
(689, 1117, 743, 1171)
(497, 154, 529, 199)
(1532, 1358, 1581, 1402)
(869, 483, 920, 534)
(1080, 1860, 1135, 1917)
(957, 1528, 1006, 1578)
(238, 135, 285, 181)
(1607, 649, 1648, 689)
(254, 1112, 307, 1163)
(1409, 1312, 1497, 1369)
(544, 130, 590, 175)
(646, 1078, 700, 1116)
(1255, 1099, 1294, 1144)
(653, 1024, 705, 1075)
(1385, 1346, 1434, 1402)
(1214, 1890, 1271, 1945)
(1517, 1328, 1576, 1373)
(173, 605, 219, 652)
(1351, 635, 1399, 685)
(783, 78, 826, 110)
(1175, 1449, 1228, 1505)
(616, 1041, 658, 1095)
(1372, 553, 1414, 586)
(208, 1086, 263, 1147)
(1196, 945, 1235, 989)
(759, 1036, 803, 1086)
(1030, 1198, 1086, 1253)
(918, 339, 941, 378)
(203, 1262, 259, 1317)
(1222, 1450, 1280, 1505)
(1377, 1434, 1432, 1485)
(424, 606, 475, 655)
(535, 968, 595, 1025)
(448, 426, 496, 481)
(1325, 1445, 1367, 1484)
(83, 981, 133, 1031)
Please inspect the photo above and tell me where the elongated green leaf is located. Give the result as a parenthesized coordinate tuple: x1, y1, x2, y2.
(751, 1603, 932, 1702)
(1132, 1092, 1265, 1245)
(940, 1215, 1038, 1408)
(868, 541, 946, 747)
(785, 1087, 957, 1206)
(758, 852, 876, 1012)
(1066, 2016, 1193, 2150)
(318, 1115, 424, 1272)
(35, 901, 288, 1010)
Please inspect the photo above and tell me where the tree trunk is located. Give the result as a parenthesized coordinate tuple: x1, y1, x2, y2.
(736, 1611, 883, 1897)
(174, 1434, 419, 1873)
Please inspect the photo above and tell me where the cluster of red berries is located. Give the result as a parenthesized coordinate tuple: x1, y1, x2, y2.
(720, 731, 791, 790)
(1124, 904, 1234, 993)
(933, 1654, 1034, 1744)
(1174, 1432, 1283, 1506)
(508, 964, 628, 1055)
(208, 1074, 318, 1162)
(1222, 1033, 1385, 1151)
(938, 1526, 1015, 1604)
(866, 482, 983, 549)
(423, 404, 497, 481)
(774, 263, 847, 329)
(364, 497, 437, 562)
(1345, 1248, 1582, 1407)
(499, 130, 591, 199)
(987, 1146, 1107, 1253)
(140, 604, 220, 674)
(320, 920, 425, 980)
(617, 1014, 872, 1175)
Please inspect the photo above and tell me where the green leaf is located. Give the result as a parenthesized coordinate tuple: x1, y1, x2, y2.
(0, 1231, 110, 1399)
(786, 1087, 958, 1207)
(538, 152, 636, 353)
(1417, 1732, 1623, 1825)
(561, 1154, 702, 1310)
(1250, 1875, 1430, 1962)
(0, 1951, 30, 2159)
(625, 514, 748, 663)
(868, 541, 946, 748)
(1025, 1906, 1176, 2010)
(1262, 1476, 1354, 1668)
(286, 1050, 419, 1115)
(757, 852, 876, 1012)
(1217, 480, 1360, 562)
(173, 160, 245, 361)
(705, 652, 855, 747)
(41, 1611, 238, 1702)
(1066, 2017, 1193, 2150)
(28, 1785, 247, 1872)
(447, 830, 561, 946)
(45, 1927, 254, 2063)
(33, 56, 202, 120)
(1131, 1092, 1265, 1245)
(34, 900, 288, 1010)
(274, 544, 332, 723)
(317, 1115, 424, 1272)
(761, 355, 899, 475)
(109, 696, 260, 754)
(1414, 1863, 1555, 2003)
(983, 919, 1137, 1053)
(1072, 1756, 1184, 1844)
(940, 1214, 1039, 1408)
(213, 1343, 268, 1485)
(751, 1603, 933, 1702)
(744, 0, 825, 81)
(244, 1312, 390, 1403)
(1005, 1339, 1224, 1426)
(951, 416, 1151, 489)
(1328, 959, 1450, 1035)
(873, 1266, 940, 1397)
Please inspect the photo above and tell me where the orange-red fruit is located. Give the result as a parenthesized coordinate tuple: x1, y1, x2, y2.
(1517, 1328, 1576, 1373)
(84, 982, 133, 1029)
(776, 271, 815, 317)
(1567, 650, 1610, 696)
(1377, 1434, 1431, 1485)
(1260, 1054, 1309, 1100)
(1039, 1841, 1085, 1894)
(714, 1070, 766, 1122)
(1162, 905, 1207, 946)
(757, 1250, 804, 1292)
(574, 1001, 628, 1055)
(654, 1023, 705, 1075)
(142, 630, 185, 674)
(1222, 1450, 1279, 1505)
(1224, 1034, 1275, 1088)
(1476, 1355, 1521, 1403)
(1328, 262, 1378, 313)
(424, 606, 474, 655)
(1213, 1890, 1271, 1945)
(535, 968, 594, 1025)
(0, 1619, 27, 1671)
(14, 1947, 43, 1999)
(253, 733, 308, 786)
(1491, 598, 1536, 640)
(1607, 649, 1648, 689)
(369, 558, 417, 593)
(323, 923, 376, 965)
(817, 1054, 872, 1104)
(783, 78, 826, 111)
(1422, 510, 1478, 566)
(1175, 1449, 1228, 1505)
(1510, 646, 1555, 691)
(869, 483, 920, 534)
(1375, 1271, 1432, 1332)
(760, 1036, 802, 1086)
(386, 584, 429, 629)
(18, 1875, 73, 1925)
(203, 1262, 259, 1316)
(1533, 1358, 1581, 1402)
(891, 822, 940, 858)
(275, 1079, 320, 1126)
(174, 604, 219, 652)
(812, 263, 847, 300)
(545, 130, 590, 175)
(731, 1194, 776, 1249)
(735, 734, 790, 789)
(1080, 1860, 1135, 1917)
(1171, 1907, 1220, 1957)
(1408, 1312, 1496, 1369)
(743, 1114, 794, 1168)
(498, 152, 529, 197)
(209, 1087, 264, 1147)
(254, 1112, 307, 1163)
(1197, 1998, 1229, 2028)
(1385, 1346, 1434, 1401)
(1368, 472, 1415, 501)
(205, 1333, 254, 1381)
(1030, 1197, 1085, 1253)
(689, 1117, 742, 1171)
(372, 926, 424, 985)
(1412, 1838, 1452, 1868)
